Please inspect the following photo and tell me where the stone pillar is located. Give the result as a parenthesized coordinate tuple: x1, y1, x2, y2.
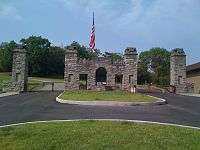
(170, 48, 187, 93)
(64, 42, 79, 90)
(87, 69, 96, 90)
(11, 44, 28, 92)
(123, 47, 138, 91)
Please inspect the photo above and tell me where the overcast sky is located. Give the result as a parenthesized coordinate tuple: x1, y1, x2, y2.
(0, 0, 200, 64)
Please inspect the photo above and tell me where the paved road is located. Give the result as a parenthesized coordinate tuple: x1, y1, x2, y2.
(29, 77, 65, 91)
(38, 83, 65, 91)
(0, 91, 200, 127)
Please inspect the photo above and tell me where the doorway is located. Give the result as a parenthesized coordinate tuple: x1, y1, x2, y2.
(79, 74, 88, 90)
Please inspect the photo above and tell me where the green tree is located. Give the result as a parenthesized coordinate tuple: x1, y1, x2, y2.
(138, 48, 170, 86)
(45, 46, 65, 75)
(71, 41, 100, 59)
(103, 52, 123, 63)
(20, 36, 51, 76)
(0, 41, 16, 72)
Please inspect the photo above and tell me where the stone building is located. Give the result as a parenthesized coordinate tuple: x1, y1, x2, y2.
(186, 62, 200, 94)
(170, 48, 187, 93)
(64, 43, 138, 91)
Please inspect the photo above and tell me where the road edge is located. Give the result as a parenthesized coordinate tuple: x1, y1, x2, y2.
(56, 91, 167, 106)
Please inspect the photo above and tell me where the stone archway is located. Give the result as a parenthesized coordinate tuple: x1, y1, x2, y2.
(95, 67, 107, 84)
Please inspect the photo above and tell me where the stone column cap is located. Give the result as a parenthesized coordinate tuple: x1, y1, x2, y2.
(171, 48, 186, 56)
(64, 43, 78, 54)
(124, 47, 138, 55)
(13, 44, 26, 53)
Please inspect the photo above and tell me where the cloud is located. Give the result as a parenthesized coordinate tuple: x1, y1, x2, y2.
(58, 0, 200, 63)
(58, 0, 200, 32)
(0, 4, 23, 21)
(58, 0, 134, 25)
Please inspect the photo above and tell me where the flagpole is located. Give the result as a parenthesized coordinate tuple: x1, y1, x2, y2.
(89, 12, 96, 51)
(93, 12, 95, 25)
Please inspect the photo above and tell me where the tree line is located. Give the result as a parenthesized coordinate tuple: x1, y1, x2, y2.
(0, 36, 171, 86)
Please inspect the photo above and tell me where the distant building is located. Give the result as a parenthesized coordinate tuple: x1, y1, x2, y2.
(187, 62, 200, 94)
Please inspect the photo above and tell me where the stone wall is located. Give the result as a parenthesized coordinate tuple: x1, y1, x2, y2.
(187, 70, 200, 94)
(10, 45, 28, 92)
(123, 47, 138, 90)
(64, 43, 138, 91)
(170, 48, 187, 93)
(64, 44, 79, 90)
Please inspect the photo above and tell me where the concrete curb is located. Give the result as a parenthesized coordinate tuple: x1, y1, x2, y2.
(56, 92, 167, 106)
(179, 93, 200, 98)
(0, 119, 199, 130)
(0, 92, 19, 98)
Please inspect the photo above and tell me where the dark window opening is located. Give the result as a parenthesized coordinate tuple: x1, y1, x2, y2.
(79, 74, 88, 90)
(79, 74, 87, 81)
(115, 75, 123, 84)
(96, 67, 107, 83)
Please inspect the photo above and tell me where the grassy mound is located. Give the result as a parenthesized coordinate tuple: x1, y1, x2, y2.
(0, 121, 199, 150)
(60, 90, 156, 102)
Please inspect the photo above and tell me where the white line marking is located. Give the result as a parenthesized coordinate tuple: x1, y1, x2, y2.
(0, 119, 199, 130)
(56, 92, 167, 106)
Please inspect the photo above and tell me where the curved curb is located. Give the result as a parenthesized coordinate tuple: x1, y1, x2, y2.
(56, 92, 167, 106)
(0, 92, 19, 98)
(0, 119, 199, 130)
(179, 93, 200, 98)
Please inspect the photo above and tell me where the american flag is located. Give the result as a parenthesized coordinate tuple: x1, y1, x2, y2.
(89, 12, 95, 50)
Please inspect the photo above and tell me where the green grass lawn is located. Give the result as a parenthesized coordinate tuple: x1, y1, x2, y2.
(0, 121, 199, 150)
(0, 72, 12, 92)
(60, 90, 156, 102)
(29, 76, 64, 83)
(27, 80, 43, 91)
(0, 73, 42, 92)
(0, 72, 11, 81)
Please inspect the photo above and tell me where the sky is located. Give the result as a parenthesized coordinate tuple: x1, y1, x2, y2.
(0, 0, 200, 65)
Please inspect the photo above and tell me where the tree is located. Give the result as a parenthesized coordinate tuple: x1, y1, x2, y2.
(0, 41, 16, 72)
(138, 48, 170, 86)
(18, 38, 102, 76)
(20, 36, 51, 76)
(71, 41, 100, 59)
(45, 46, 65, 75)
(0, 37, 106, 76)
(103, 52, 123, 63)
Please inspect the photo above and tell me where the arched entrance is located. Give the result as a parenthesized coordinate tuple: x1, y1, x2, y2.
(95, 67, 107, 84)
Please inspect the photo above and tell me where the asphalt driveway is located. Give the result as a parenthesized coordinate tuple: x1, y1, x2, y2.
(0, 91, 200, 127)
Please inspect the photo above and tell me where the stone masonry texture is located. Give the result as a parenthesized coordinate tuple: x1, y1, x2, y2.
(64, 43, 138, 91)
(170, 48, 187, 93)
(9, 42, 187, 94)
(10, 45, 28, 92)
